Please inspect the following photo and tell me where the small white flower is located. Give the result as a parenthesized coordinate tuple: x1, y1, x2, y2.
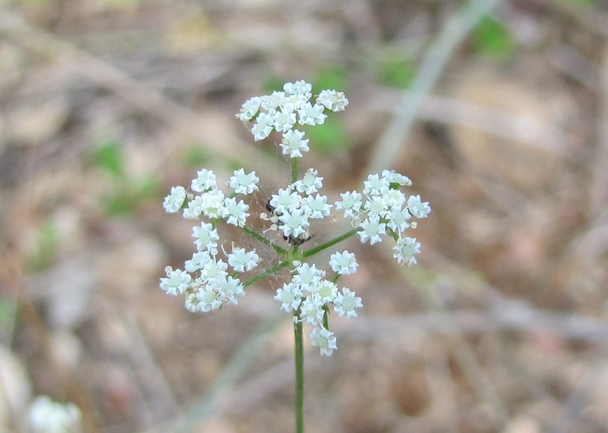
(218, 276, 245, 305)
(269, 188, 302, 213)
(192, 222, 219, 251)
(191, 169, 217, 192)
(357, 215, 386, 245)
(393, 236, 421, 266)
(363, 173, 390, 196)
(306, 194, 332, 219)
(185, 292, 200, 312)
(407, 195, 431, 218)
(163, 186, 186, 213)
(229, 169, 260, 195)
(196, 286, 223, 312)
(182, 195, 204, 219)
(329, 250, 358, 275)
(261, 91, 286, 111)
(334, 288, 362, 318)
(238, 96, 261, 121)
(227, 247, 260, 272)
(299, 294, 325, 325)
(200, 189, 226, 219)
(386, 207, 411, 233)
(160, 266, 191, 296)
(294, 168, 323, 194)
(313, 279, 338, 303)
(284, 80, 312, 97)
(384, 189, 407, 208)
(279, 209, 310, 238)
(316, 89, 349, 112)
(382, 169, 412, 186)
(335, 191, 362, 218)
(292, 263, 325, 287)
(363, 195, 389, 218)
(185, 251, 212, 272)
(280, 129, 310, 158)
(222, 197, 250, 227)
(200, 258, 229, 284)
(275, 282, 303, 312)
(28, 395, 81, 433)
(251, 111, 274, 141)
(309, 326, 337, 356)
(297, 102, 327, 126)
(274, 108, 297, 132)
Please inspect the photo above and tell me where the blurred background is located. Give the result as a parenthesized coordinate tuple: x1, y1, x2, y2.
(2, 0, 608, 431)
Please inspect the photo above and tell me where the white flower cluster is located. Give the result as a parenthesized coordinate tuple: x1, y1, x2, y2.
(275, 253, 361, 356)
(160, 81, 431, 356)
(263, 168, 331, 245)
(237, 80, 349, 156)
(160, 168, 262, 312)
(335, 170, 431, 266)
(27, 395, 81, 433)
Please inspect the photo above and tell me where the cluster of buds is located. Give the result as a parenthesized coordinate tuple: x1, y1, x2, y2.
(160, 81, 430, 355)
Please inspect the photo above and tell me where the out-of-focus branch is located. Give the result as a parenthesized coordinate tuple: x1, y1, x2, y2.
(367, 0, 502, 175)
(0, 10, 281, 177)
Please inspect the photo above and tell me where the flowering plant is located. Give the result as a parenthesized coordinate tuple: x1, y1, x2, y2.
(160, 80, 430, 431)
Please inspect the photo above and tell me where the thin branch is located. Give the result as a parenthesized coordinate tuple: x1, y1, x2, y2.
(0, 11, 282, 177)
(367, 0, 502, 175)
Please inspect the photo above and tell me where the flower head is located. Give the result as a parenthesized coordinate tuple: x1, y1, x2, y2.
(335, 191, 362, 219)
(393, 236, 421, 266)
(334, 288, 362, 318)
(163, 186, 186, 213)
(28, 395, 81, 433)
(160, 266, 191, 296)
(222, 197, 250, 227)
(293, 168, 323, 194)
(251, 111, 274, 141)
(309, 327, 337, 356)
(407, 195, 431, 218)
(278, 209, 310, 238)
(192, 222, 219, 251)
(357, 215, 386, 245)
(329, 250, 358, 275)
(160, 84, 430, 359)
(280, 129, 310, 158)
(237, 96, 261, 121)
(191, 169, 217, 192)
(275, 282, 303, 312)
(284, 80, 312, 96)
(229, 169, 260, 195)
(227, 247, 260, 272)
(298, 102, 327, 126)
(292, 263, 325, 287)
(306, 194, 332, 219)
(300, 295, 325, 325)
(316, 89, 349, 112)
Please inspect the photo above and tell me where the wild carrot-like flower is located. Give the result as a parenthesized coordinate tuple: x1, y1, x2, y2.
(160, 80, 430, 358)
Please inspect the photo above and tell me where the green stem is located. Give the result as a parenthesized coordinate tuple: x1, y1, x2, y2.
(242, 259, 292, 287)
(291, 157, 298, 183)
(240, 225, 288, 256)
(294, 316, 304, 433)
(302, 228, 360, 258)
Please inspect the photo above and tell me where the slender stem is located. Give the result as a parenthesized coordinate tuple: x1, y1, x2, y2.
(243, 259, 292, 287)
(291, 157, 298, 183)
(302, 228, 360, 258)
(240, 225, 288, 256)
(322, 305, 330, 329)
(294, 315, 304, 433)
